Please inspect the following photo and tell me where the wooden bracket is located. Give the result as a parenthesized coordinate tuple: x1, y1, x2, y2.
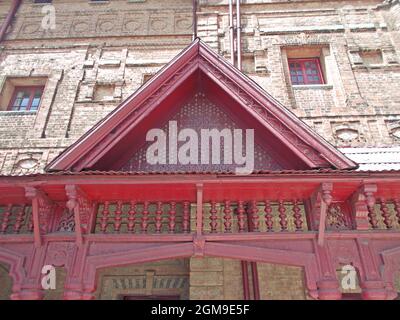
(193, 235, 206, 257)
(310, 183, 333, 246)
(350, 184, 377, 230)
(65, 185, 92, 247)
(25, 186, 54, 248)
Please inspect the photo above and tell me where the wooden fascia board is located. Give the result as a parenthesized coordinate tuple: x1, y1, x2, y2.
(2, 172, 400, 186)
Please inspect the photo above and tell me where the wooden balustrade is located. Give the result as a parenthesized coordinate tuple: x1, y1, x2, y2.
(203, 200, 309, 233)
(94, 201, 191, 234)
(0, 204, 32, 234)
(369, 199, 400, 230)
(2, 197, 400, 237)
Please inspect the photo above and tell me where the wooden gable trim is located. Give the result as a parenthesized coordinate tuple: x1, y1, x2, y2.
(46, 39, 356, 172)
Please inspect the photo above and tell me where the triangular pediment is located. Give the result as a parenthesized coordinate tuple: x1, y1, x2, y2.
(46, 39, 356, 173)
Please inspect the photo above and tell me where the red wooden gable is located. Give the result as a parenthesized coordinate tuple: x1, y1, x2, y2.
(46, 39, 356, 173)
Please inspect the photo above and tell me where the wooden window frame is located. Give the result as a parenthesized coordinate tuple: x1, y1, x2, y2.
(7, 86, 44, 112)
(288, 58, 325, 85)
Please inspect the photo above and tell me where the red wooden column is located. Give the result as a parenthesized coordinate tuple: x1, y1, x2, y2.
(309, 183, 332, 246)
(63, 243, 96, 300)
(66, 185, 94, 246)
(193, 183, 205, 257)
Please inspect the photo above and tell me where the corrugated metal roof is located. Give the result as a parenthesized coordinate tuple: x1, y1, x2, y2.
(340, 147, 400, 171)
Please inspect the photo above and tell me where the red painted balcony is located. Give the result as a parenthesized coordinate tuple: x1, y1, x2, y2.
(0, 171, 400, 242)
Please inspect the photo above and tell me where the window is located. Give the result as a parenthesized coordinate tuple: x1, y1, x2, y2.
(288, 58, 324, 85)
(8, 87, 44, 111)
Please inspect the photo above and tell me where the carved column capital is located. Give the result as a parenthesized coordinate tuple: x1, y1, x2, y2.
(351, 184, 377, 230)
(24, 186, 54, 246)
(64, 185, 93, 246)
(309, 183, 333, 230)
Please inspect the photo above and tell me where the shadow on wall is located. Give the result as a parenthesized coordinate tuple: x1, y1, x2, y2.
(0, 263, 12, 300)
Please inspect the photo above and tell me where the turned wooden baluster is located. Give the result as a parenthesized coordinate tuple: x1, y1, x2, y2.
(100, 201, 110, 233)
(14, 205, 26, 233)
(293, 200, 303, 231)
(27, 207, 34, 233)
(278, 200, 288, 231)
(168, 202, 176, 233)
(155, 201, 163, 233)
(210, 201, 218, 233)
(114, 201, 123, 232)
(127, 201, 136, 233)
(264, 200, 273, 232)
(380, 199, 392, 229)
(365, 191, 378, 229)
(141, 201, 150, 233)
(182, 201, 190, 233)
(250, 200, 260, 232)
(223, 200, 232, 232)
(237, 201, 246, 232)
(1, 204, 12, 234)
(395, 199, 400, 225)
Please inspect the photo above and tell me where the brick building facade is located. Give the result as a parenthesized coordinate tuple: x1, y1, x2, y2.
(0, 0, 400, 300)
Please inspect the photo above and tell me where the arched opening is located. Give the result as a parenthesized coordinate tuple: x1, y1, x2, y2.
(0, 263, 13, 300)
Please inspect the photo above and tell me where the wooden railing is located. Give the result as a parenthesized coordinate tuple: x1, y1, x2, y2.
(1, 197, 400, 236)
(0, 204, 33, 234)
(94, 201, 192, 234)
(369, 199, 400, 230)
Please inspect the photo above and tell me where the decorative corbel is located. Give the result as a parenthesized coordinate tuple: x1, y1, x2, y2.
(309, 183, 333, 246)
(350, 184, 377, 230)
(65, 185, 93, 247)
(25, 186, 54, 248)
